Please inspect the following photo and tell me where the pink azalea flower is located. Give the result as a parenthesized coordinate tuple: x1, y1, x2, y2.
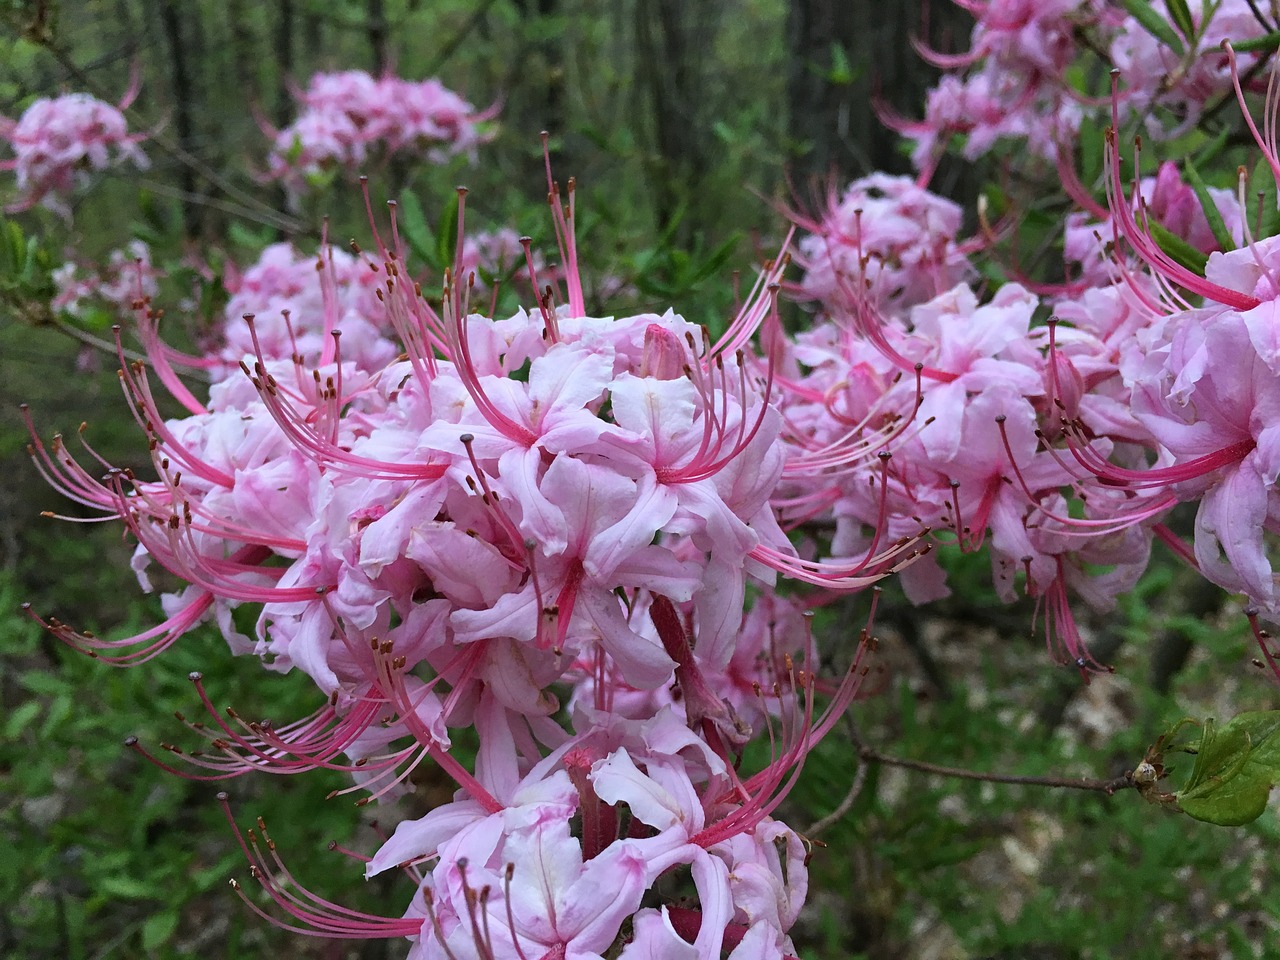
(1, 81, 148, 215)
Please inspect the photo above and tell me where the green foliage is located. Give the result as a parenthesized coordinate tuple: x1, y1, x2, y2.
(788, 602, 1280, 958)
(1148, 217, 1210, 272)
(1119, 0, 1186, 56)
(0, 214, 56, 322)
(1247, 156, 1280, 242)
(1229, 30, 1280, 54)
(1164, 0, 1195, 45)
(1183, 159, 1235, 251)
(0, 572, 399, 959)
(1174, 712, 1280, 825)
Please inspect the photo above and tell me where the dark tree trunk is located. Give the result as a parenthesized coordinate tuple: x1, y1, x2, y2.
(509, 0, 566, 185)
(226, 0, 258, 105)
(785, 0, 973, 189)
(303, 2, 323, 67)
(368, 0, 389, 74)
(159, 0, 201, 236)
(276, 0, 295, 128)
(634, 0, 724, 242)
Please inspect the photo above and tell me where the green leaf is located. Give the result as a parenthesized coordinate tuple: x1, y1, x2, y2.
(1246, 157, 1280, 242)
(141, 910, 178, 952)
(1177, 711, 1280, 825)
(395, 190, 435, 266)
(1165, 0, 1195, 43)
(828, 42, 854, 85)
(689, 234, 740, 286)
(1146, 218, 1209, 273)
(20, 671, 65, 697)
(1183, 160, 1235, 251)
(1119, 0, 1186, 56)
(1078, 120, 1106, 188)
(4, 700, 40, 738)
(437, 194, 460, 273)
(98, 875, 158, 899)
(1227, 30, 1280, 54)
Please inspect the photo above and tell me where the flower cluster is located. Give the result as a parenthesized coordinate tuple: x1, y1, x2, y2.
(25, 9, 1280, 957)
(783, 38, 1280, 677)
(893, 0, 1277, 174)
(265, 71, 495, 199)
(0, 84, 148, 217)
(53, 240, 159, 319)
(28, 183, 902, 957)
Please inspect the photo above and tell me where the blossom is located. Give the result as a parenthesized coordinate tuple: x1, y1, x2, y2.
(263, 71, 496, 198)
(0, 82, 148, 216)
(53, 240, 159, 318)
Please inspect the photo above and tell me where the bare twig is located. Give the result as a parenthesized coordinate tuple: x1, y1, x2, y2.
(136, 178, 296, 228)
(50, 314, 147, 364)
(846, 718, 1135, 796)
(856, 743, 1136, 794)
(806, 738, 870, 835)
(422, 0, 503, 78)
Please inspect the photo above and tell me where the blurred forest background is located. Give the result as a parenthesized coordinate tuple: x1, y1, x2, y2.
(1, 1, 1278, 958)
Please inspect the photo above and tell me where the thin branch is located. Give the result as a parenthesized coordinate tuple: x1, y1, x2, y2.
(136, 178, 296, 228)
(1244, 0, 1277, 34)
(36, 39, 304, 234)
(1198, 48, 1275, 128)
(806, 720, 870, 836)
(422, 0, 502, 78)
(856, 744, 1136, 794)
(50, 314, 148, 364)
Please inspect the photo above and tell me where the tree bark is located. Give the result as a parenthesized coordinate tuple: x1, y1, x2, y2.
(510, 0, 566, 184)
(158, 0, 201, 236)
(785, 0, 972, 187)
(275, 0, 295, 128)
(634, 0, 724, 241)
(368, 0, 389, 74)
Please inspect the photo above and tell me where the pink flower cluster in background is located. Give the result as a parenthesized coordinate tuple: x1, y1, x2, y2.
(53, 239, 159, 318)
(0, 84, 148, 217)
(265, 70, 496, 199)
(893, 0, 1276, 176)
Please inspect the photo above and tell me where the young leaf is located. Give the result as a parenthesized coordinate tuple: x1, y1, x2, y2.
(1147, 218, 1209, 273)
(1191, 125, 1232, 169)
(1228, 31, 1280, 54)
(141, 910, 179, 951)
(1182, 160, 1235, 251)
(828, 42, 855, 85)
(396, 190, 435, 265)
(1246, 157, 1280, 242)
(1119, 0, 1186, 56)
(1176, 711, 1280, 825)
(437, 194, 460, 273)
(1165, 0, 1195, 43)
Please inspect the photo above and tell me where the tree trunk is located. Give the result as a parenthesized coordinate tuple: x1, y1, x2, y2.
(509, 0, 566, 185)
(275, 0, 295, 128)
(158, 0, 201, 236)
(634, 0, 724, 241)
(785, 0, 973, 188)
(368, 0, 389, 74)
